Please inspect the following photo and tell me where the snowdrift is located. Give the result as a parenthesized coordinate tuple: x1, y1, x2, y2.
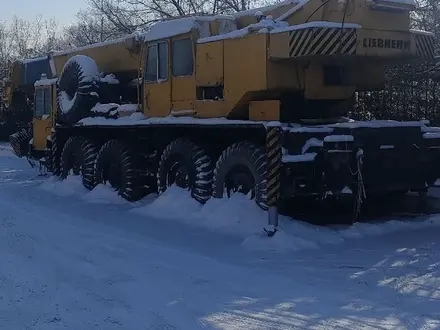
(39, 175, 440, 253)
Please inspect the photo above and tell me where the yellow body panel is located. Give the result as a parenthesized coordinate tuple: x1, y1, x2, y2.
(143, 38, 171, 117)
(171, 35, 196, 113)
(172, 100, 194, 113)
(223, 33, 268, 117)
(172, 76, 196, 108)
(52, 36, 141, 77)
(267, 58, 302, 91)
(235, 2, 297, 28)
(33, 117, 52, 151)
(249, 100, 280, 121)
(195, 100, 228, 118)
(145, 81, 171, 117)
(304, 62, 356, 100)
(32, 85, 55, 151)
(357, 29, 414, 58)
(196, 42, 224, 86)
(6, 0, 435, 129)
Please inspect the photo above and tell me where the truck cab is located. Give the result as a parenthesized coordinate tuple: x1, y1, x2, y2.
(142, 16, 237, 119)
(31, 74, 57, 158)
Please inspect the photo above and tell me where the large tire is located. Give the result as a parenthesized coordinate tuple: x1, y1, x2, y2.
(60, 136, 99, 190)
(61, 136, 85, 178)
(158, 138, 213, 203)
(212, 141, 267, 210)
(9, 127, 32, 158)
(81, 139, 100, 190)
(56, 55, 100, 125)
(45, 136, 53, 172)
(94, 140, 142, 201)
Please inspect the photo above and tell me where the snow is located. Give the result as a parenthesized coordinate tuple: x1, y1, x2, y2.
(380, 144, 394, 149)
(328, 120, 426, 129)
(145, 16, 235, 42)
(40, 175, 88, 196)
(285, 126, 334, 133)
(62, 55, 100, 84)
(20, 55, 47, 64)
(422, 126, 440, 134)
(198, 18, 288, 43)
(109, 104, 140, 116)
(410, 29, 435, 36)
(100, 73, 120, 84)
(52, 33, 140, 57)
(302, 137, 323, 153)
(324, 135, 354, 142)
(91, 103, 119, 113)
(34, 77, 58, 87)
(423, 132, 440, 139)
(265, 120, 282, 127)
(374, 0, 416, 6)
(58, 91, 77, 114)
(145, 17, 200, 42)
(170, 109, 196, 116)
(282, 152, 317, 163)
(78, 113, 263, 127)
(88, 103, 139, 116)
(116, 104, 139, 112)
(271, 21, 362, 35)
(350, 120, 426, 128)
(83, 183, 128, 205)
(76, 116, 432, 133)
(1, 147, 440, 328)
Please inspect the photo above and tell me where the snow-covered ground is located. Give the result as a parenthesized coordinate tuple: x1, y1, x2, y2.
(0, 144, 439, 329)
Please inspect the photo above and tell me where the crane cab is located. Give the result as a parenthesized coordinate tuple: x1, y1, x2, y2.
(142, 16, 238, 119)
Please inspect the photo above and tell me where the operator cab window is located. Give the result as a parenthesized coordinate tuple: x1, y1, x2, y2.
(172, 38, 193, 76)
(43, 88, 51, 115)
(145, 41, 168, 82)
(34, 87, 51, 118)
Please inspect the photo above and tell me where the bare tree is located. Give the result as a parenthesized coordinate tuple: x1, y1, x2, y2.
(353, 0, 440, 123)
(64, 8, 128, 47)
(85, 0, 272, 35)
(4, 15, 67, 59)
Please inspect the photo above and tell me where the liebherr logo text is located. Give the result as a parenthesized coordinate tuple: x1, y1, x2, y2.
(363, 38, 411, 50)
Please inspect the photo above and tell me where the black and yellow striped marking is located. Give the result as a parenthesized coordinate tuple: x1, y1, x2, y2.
(51, 130, 61, 176)
(288, 27, 357, 58)
(266, 127, 282, 207)
(414, 33, 435, 61)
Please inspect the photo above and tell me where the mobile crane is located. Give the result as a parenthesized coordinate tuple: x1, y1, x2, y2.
(4, 0, 440, 234)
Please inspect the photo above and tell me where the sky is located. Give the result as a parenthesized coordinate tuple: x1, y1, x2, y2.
(0, 0, 87, 25)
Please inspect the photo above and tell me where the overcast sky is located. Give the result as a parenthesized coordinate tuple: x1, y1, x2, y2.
(1, 0, 87, 25)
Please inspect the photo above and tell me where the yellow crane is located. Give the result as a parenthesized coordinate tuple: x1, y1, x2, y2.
(5, 0, 439, 234)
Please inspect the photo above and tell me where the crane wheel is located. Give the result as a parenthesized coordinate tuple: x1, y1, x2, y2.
(81, 139, 100, 190)
(60, 136, 99, 190)
(94, 140, 142, 201)
(9, 127, 32, 158)
(212, 141, 267, 210)
(61, 136, 86, 178)
(56, 55, 100, 125)
(157, 138, 213, 203)
(45, 136, 53, 172)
